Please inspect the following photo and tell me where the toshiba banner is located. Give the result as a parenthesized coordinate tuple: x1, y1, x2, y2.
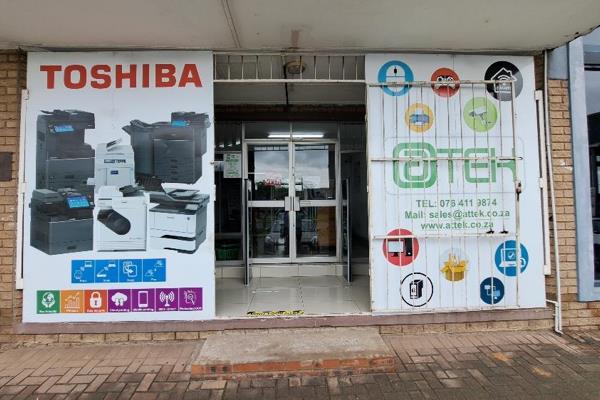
(23, 51, 215, 322)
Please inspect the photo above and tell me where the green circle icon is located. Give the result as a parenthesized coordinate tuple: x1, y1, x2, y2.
(463, 97, 498, 132)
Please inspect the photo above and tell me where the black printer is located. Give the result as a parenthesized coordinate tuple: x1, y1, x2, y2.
(122, 112, 209, 188)
(36, 109, 95, 193)
(30, 188, 94, 255)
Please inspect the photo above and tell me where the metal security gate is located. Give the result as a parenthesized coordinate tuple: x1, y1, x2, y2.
(214, 54, 365, 82)
(367, 78, 531, 312)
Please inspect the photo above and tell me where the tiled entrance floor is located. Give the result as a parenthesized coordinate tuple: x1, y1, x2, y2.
(216, 275, 370, 317)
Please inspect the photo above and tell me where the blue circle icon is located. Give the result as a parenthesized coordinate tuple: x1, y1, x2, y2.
(480, 277, 505, 305)
(494, 240, 529, 277)
(378, 60, 414, 97)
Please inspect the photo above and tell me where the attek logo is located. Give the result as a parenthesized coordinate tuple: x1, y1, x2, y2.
(39, 64, 203, 89)
(393, 142, 437, 189)
(392, 142, 516, 189)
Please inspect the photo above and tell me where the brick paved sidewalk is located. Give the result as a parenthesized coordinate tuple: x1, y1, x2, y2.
(0, 330, 598, 399)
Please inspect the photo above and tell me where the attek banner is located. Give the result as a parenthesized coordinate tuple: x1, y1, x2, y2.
(366, 54, 545, 312)
(23, 51, 215, 322)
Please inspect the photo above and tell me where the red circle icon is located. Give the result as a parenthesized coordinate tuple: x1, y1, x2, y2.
(382, 228, 420, 267)
(431, 68, 460, 97)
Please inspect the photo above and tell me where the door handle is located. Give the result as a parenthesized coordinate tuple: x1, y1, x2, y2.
(284, 196, 292, 211)
(284, 197, 300, 211)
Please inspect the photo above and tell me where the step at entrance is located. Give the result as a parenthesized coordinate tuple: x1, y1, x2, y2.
(191, 327, 397, 379)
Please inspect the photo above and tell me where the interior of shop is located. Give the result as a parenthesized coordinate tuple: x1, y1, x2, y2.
(213, 55, 370, 316)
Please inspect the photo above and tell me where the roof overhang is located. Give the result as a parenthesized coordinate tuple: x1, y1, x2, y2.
(1, 0, 599, 53)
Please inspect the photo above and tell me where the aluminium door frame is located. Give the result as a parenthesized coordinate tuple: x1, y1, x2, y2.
(243, 139, 293, 264)
(243, 127, 341, 264)
(291, 139, 341, 263)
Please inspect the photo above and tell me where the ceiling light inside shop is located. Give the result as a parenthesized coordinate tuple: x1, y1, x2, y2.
(268, 132, 324, 139)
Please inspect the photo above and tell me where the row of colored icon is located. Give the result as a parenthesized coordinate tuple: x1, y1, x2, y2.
(378, 61, 523, 101)
(71, 258, 166, 284)
(403, 98, 499, 133)
(36, 287, 202, 314)
(384, 230, 529, 276)
(397, 272, 505, 307)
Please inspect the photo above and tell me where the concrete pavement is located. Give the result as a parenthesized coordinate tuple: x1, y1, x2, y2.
(0, 329, 597, 399)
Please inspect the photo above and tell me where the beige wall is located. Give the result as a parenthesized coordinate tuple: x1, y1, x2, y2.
(0, 50, 25, 343)
(546, 79, 600, 330)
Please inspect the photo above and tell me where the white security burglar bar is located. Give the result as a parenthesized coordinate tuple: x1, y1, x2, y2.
(365, 54, 546, 313)
(213, 54, 365, 82)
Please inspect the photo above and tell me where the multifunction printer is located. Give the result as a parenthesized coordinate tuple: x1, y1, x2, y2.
(122, 112, 210, 188)
(89, 139, 135, 190)
(148, 189, 209, 253)
(94, 186, 147, 251)
(36, 110, 95, 193)
(30, 188, 94, 255)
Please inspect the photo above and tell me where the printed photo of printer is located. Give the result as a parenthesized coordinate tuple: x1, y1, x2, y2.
(149, 189, 209, 254)
(30, 110, 97, 255)
(122, 112, 210, 189)
(91, 138, 148, 252)
(30, 109, 212, 256)
(36, 109, 95, 194)
(30, 188, 94, 255)
(94, 185, 147, 252)
(89, 139, 135, 191)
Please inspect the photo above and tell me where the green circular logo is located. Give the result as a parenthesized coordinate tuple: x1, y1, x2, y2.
(463, 97, 498, 132)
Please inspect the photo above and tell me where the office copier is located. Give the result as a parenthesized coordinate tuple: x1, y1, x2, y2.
(30, 188, 94, 254)
(89, 139, 135, 190)
(122, 112, 209, 188)
(94, 185, 147, 251)
(148, 189, 209, 253)
(36, 110, 95, 193)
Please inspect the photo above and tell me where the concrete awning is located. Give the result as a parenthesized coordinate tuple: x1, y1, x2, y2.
(0, 0, 599, 52)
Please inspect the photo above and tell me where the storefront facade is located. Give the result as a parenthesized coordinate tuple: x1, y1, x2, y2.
(0, 1, 599, 343)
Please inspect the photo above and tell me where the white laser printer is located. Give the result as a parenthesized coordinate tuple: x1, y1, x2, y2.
(148, 189, 209, 253)
(89, 139, 135, 191)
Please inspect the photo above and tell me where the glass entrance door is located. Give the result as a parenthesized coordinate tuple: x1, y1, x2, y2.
(246, 142, 291, 261)
(293, 143, 338, 259)
(245, 135, 339, 263)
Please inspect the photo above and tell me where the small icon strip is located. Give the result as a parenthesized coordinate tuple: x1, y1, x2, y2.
(71, 258, 166, 284)
(36, 288, 202, 314)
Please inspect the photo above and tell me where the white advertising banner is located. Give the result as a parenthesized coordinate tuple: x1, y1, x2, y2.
(366, 54, 545, 312)
(23, 51, 215, 322)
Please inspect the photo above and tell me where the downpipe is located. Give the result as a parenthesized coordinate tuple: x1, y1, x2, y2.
(544, 49, 564, 334)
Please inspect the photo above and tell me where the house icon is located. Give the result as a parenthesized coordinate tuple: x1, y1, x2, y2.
(490, 67, 515, 94)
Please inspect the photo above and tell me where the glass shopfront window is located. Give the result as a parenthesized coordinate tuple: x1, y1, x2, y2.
(215, 122, 243, 263)
(585, 67, 600, 284)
